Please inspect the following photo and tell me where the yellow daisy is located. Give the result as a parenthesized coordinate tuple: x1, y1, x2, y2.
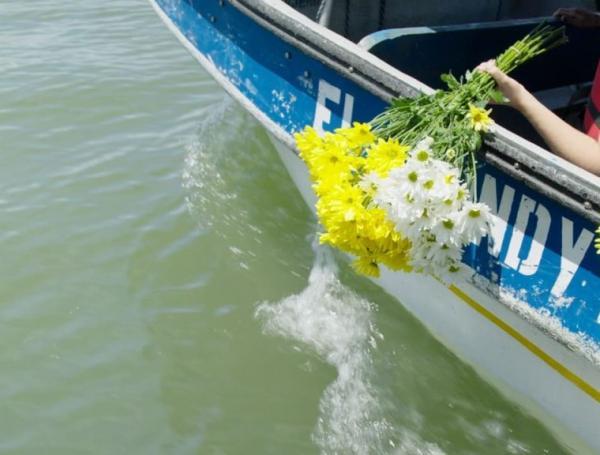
(365, 138, 409, 177)
(336, 122, 376, 148)
(467, 104, 494, 132)
(311, 142, 351, 177)
(352, 256, 380, 277)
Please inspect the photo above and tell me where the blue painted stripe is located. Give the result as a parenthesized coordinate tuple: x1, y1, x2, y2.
(156, 0, 600, 345)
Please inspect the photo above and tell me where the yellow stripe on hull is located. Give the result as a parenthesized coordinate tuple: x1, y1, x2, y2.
(449, 284, 600, 403)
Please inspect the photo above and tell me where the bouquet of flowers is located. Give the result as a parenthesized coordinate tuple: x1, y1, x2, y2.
(295, 24, 567, 278)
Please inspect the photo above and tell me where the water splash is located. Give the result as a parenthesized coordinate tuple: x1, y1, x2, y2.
(181, 95, 278, 273)
(182, 95, 246, 235)
(256, 244, 404, 453)
(256, 242, 448, 454)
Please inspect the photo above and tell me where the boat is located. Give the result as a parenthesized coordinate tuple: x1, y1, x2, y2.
(148, 0, 600, 451)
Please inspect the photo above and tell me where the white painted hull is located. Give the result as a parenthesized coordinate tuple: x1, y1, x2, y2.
(270, 135, 600, 454)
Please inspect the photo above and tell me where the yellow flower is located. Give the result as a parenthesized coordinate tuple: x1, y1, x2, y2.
(319, 230, 345, 248)
(336, 122, 376, 148)
(595, 226, 600, 254)
(365, 138, 409, 177)
(311, 141, 352, 177)
(357, 208, 390, 239)
(352, 256, 380, 277)
(294, 123, 414, 278)
(467, 104, 494, 132)
(313, 173, 349, 197)
(295, 126, 323, 163)
(295, 126, 321, 149)
(378, 245, 412, 272)
(326, 130, 354, 149)
(323, 185, 365, 222)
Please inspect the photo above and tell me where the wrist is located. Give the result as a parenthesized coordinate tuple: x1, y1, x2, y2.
(510, 83, 529, 111)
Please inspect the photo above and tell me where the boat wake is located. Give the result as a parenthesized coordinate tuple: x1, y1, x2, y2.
(182, 95, 246, 236)
(256, 244, 445, 455)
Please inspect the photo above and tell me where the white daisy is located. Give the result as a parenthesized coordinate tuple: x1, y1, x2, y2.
(457, 201, 491, 244)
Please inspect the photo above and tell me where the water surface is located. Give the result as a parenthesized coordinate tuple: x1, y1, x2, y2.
(0, 1, 577, 453)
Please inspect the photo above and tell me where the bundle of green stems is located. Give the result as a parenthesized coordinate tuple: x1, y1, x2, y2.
(370, 23, 567, 192)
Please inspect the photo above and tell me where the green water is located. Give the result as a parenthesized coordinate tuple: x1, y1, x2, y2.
(0, 1, 579, 453)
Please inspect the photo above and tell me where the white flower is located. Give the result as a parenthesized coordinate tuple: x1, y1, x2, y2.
(410, 237, 434, 272)
(427, 164, 460, 204)
(376, 160, 423, 209)
(372, 138, 492, 279)
(407, 136, 434, 164)
(413, 136, 434, 153)
(402, 214, 430, 239)
(410, 233, 462, 276)
(429, 157, 453, 174)
(430, 214, 462, 247)
(457, 202, 491, 244)
(425, 241, 462, 269)
(358, 171, 381, 195)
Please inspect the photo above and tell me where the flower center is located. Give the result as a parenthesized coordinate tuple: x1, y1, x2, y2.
(442, 219, 454, 230)
(416, 150, 429, 162)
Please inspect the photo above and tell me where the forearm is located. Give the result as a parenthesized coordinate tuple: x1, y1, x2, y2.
(514, 89, 600, 175)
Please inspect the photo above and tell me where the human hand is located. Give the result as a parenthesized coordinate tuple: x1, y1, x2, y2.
(553, 7, 600, 28)
(475, 59, 527, 110)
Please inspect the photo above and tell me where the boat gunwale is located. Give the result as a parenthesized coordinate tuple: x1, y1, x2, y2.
(233, 0, 600, 224)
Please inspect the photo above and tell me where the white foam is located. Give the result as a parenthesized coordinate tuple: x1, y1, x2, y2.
(256, 244, 445, 454)
(182, 95, 241, 232)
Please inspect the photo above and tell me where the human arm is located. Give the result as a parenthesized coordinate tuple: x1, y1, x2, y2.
(476, 59, 600, 175)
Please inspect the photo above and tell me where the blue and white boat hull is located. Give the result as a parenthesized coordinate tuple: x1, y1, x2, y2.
(149, 0, 600, 451)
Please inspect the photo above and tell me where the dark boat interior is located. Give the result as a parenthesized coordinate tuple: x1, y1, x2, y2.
(284, 0, 600, 148)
